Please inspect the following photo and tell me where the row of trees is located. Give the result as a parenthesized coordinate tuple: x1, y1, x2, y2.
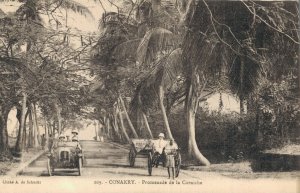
(0, 0, 96, 157)
(0, 0, 298, 166)
(90, 0, 299, 165)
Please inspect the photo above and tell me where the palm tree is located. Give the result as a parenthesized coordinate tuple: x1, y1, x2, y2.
(181, 0, 299, 165)
(93, 0, 298, 166)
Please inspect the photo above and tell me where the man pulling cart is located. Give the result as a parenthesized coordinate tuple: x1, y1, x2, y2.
(128, 133, 181, 177)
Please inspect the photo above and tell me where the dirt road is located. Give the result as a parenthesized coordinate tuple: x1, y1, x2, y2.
(16, 140, 298, 193)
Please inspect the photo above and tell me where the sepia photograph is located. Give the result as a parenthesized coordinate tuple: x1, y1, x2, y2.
(0, 0, 299, 193)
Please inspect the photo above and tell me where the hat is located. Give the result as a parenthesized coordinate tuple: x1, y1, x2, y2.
(158, 133, 165, 138)
(71, 129, 79, 134)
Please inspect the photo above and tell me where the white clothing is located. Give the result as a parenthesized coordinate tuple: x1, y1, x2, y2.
(152, 139, 168, 154)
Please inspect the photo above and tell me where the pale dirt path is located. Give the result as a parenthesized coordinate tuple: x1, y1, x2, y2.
(16, 140, 299, 193)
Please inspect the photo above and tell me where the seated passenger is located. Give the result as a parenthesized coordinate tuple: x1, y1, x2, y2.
(71, 129, 79, 141)
(52, 134, 66, 150)
(71, 129, 82, 150)
(58, 134, 66, 142)
(152, 133, 168, 167)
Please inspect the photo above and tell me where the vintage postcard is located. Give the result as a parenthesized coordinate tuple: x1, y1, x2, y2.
(0, 0, 299, 193)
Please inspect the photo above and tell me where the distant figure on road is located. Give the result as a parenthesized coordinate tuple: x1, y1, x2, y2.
(66, 135, 70, 142)
(48, 134, 54, 151)
(152, 133, 168, 167)
(41, 134, 46, 150)
(71, 129, 82, 150)
(71, 129, 79, 142)
(164, 139, 178, 179)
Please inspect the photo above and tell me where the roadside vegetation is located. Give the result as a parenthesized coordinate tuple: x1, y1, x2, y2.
(0, 0, 299, 173)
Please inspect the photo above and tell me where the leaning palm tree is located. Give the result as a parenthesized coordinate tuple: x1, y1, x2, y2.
(181, 0, 299, 166)
(130, 47, 183, 139)
(91, 11, 141, 140)
(108, 1, 184, 140)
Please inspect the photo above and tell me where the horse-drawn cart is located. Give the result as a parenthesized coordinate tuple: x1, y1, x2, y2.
(128, 139, 181, 176)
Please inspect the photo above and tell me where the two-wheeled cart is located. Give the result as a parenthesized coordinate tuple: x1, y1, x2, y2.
(128, 139, 181, 176)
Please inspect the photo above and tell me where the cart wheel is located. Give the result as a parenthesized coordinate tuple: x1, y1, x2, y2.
(78, 158, 83, 176)
(175, 152, 181, 177)
(47, 158, 52, 176)
(148, 152, 153, 176)
(129, 148, 136, 167)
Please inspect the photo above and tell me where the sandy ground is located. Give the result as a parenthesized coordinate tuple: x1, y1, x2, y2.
(0, 147, 43, 175)
(264, 144, 300, 155)
(9, 140, 298, 193)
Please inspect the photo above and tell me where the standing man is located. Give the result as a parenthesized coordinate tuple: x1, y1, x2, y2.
(48, 134, 53, 151)
(164, 139, 178, 179)
(41, 134, 46, 150)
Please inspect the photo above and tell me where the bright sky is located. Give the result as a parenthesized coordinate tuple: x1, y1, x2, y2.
(205, 93, 240, 113)
(7, 108, 99, 140)
(0, 0, 117, 33)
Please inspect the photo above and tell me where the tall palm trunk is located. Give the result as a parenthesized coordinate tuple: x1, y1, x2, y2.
(0, 104, 11, 153)
(94, 120, 99, 141)
(28, 107, 34, 148)
(22, 111, 29, 149)
(239, 57, 245, 114)
(117, 105, 130, 143)
(15, 92, 27, 154)
(33, 103, 41, 144)
(48, 121, 52, 139)
(158, 85, 173, 139)
(136, 111, 142, 136)
(185, 78, 210, 166)
(52, 120, 56, 136)
(142, 112, 153, 138)
(112, 113, 122, 141)
(119, 96, 138, 138)
(44, 117, 48, 146)
(104, 116, 111, 138)
(112, 107, 120, 140)
(31, 104, 38, 147)
(54, 101, 62, 135)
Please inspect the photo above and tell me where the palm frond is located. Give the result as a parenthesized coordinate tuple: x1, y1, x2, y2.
(112, 38, 141, 62)
(228, 53, 263, 99)
(179, 0, 196, 26)
(130, 48, 184, 115)
(60, 0, 94, 19)
(0, 0, 95, 19)
(160, 48, 183, 90)
(136, 27, 178, 66)
(15, 3, 43, 23)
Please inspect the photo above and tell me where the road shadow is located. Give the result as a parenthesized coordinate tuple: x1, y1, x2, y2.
(83, 163, 145, 168)
(102, 163, 143, 168)
(40, 170, 80, 177)
(103, 170, 167, 177)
